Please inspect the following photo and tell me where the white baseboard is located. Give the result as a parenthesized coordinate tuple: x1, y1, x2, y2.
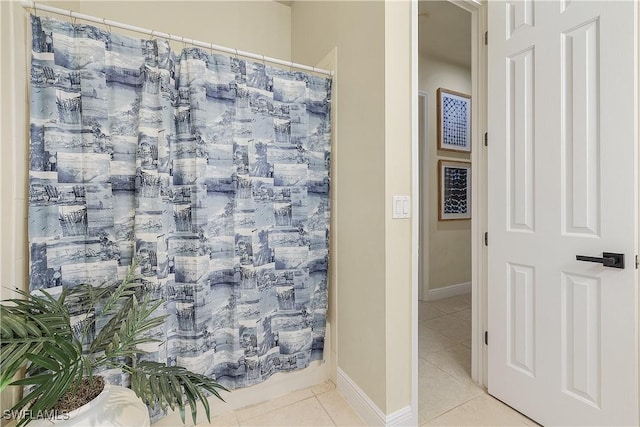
(386, 405, 415, 426)
(336, 368, 415, 426)
(426, 281, 471, 301)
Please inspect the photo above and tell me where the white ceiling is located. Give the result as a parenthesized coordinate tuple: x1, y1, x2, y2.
(418, 1, 471, 68)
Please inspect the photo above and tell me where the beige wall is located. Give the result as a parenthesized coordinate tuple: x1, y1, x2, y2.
(0, 1, 30, 299)
(419, 54, 472, 294)
(291, 0, 388, 411)
(383, 0, 413, 413)
(59, 1, 291, 60)
(0, 0, 33, 417)
(292, 0, 413, 415)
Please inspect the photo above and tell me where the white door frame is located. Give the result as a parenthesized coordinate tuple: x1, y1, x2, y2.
(418, 90, 429, 302)
(457, 0, 488, 387)
(411, 4, 487, 418)
(411, 3, 420, 419)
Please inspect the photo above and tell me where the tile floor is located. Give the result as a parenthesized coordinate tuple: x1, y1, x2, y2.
(155, 380, 365, 427)
(418, 293, 537, 426)
(158, 294, 537, 426)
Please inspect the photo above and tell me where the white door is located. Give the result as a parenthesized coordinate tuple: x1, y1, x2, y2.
(487, 1, 638, 426)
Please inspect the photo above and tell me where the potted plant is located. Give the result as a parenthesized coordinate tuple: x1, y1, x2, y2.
(0, 262, 227, 426)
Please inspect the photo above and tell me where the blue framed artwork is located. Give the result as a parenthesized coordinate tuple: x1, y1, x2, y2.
(438, 159, 471, 221)
(437, 88, 471, 152)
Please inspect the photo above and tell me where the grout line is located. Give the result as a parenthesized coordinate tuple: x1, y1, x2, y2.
(418, 301, 481, 426)
(422, 391, 515, 427)
(421, 389, 486, 425)
(419, 313, 449, 321)
(193, 410, 232, 427)
(237, 396, 321, 426)
(313, 395, 338, 427)
(310, 380, 337, 397)
(420, 359, 479, 393)
(230, 411, 240, 427)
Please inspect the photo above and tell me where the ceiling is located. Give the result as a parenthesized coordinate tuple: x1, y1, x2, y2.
(278, 0, 471, 68)
(418, 1, 471, 68)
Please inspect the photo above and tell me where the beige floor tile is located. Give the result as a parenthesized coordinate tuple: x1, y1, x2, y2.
(421, 300, 456, 315)
(425, 344, 473, 385)
(153, 409, 196, 427)
(317, 390, 365, 426)
(419, 327, 461, 356)
(450, 308, 472, 321)
(195, 411, 240, 427)
(239, 397, 335, 426)
(418, 358, 483, 424)
(447, 293, 471, 306)
(153, 395, 237, 426)
(235, 388, 315, 422)
(423, 393, 536, 426)
(312, 380, 336, 396)
(426, 295, 471, 314)
(419, 301, 448, 322)
(423, 315, 470, 342)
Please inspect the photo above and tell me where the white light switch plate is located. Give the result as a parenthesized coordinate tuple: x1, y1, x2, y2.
(392, 196, 411, 219)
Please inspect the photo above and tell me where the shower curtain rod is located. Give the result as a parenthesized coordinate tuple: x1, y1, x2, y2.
(21, 0, 333, 77)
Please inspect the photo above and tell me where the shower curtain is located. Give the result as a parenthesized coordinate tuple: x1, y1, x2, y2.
(28, 15, 331, 390)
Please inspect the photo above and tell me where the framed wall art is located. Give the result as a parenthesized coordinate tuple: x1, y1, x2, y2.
(437, 88, 471, 152)
(438, 159, 471, 221)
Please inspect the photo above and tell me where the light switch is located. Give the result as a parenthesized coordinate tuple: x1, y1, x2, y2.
(392, 196, 410, 219)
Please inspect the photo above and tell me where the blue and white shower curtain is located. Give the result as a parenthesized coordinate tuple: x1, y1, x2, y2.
(28, 15, 331, 389)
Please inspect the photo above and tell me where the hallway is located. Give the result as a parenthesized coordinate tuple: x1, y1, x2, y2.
(418, 294, 536, 426)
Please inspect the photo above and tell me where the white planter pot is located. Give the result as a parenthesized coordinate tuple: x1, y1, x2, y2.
(28, 384, 150, 427)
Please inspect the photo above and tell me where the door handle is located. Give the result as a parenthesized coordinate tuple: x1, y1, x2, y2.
(576, 252, 625, 269)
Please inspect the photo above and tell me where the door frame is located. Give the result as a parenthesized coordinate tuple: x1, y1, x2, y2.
(418, 90, 429, 302)
(411, 3, 488, 418)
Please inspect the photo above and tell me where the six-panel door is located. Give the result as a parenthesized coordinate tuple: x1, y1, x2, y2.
(488, 1, 638, 425)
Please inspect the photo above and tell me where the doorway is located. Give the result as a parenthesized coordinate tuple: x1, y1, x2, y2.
(416, 2, 477, 424)
(413, 1, 640, 426)
(414, 0, 486, 424)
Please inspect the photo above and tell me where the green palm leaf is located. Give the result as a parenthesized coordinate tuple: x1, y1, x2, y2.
(9, 336, 82, 427)
(0, 342, 36, 390)
(131, 361, 228, 425)
(0, 291, 74, 392)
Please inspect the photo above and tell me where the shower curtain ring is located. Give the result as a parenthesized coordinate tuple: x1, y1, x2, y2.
(234, 48, 239, 60)
(262, 54, 266, 66)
